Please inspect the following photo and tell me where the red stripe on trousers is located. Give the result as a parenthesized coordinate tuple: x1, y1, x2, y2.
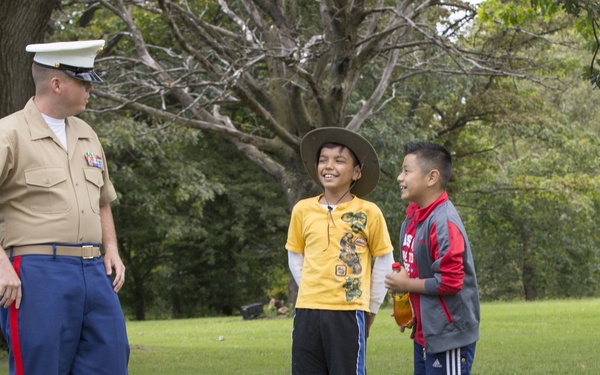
(9, 256, 24, 375)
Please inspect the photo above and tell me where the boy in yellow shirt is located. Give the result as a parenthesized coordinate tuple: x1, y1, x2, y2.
(286, 127, 394, 374)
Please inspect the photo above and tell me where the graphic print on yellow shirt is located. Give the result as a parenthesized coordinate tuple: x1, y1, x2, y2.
(285, 196, 394, 312)
(339, 211, 369, 301)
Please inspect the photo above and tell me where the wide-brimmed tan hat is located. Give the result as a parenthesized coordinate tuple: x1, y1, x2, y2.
(300, 127, 380, 197)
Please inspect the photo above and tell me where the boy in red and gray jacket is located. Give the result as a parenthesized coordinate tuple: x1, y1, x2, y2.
(385, 141, 480, 375)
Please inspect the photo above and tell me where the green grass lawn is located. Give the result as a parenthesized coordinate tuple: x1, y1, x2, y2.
(1, 298, 598, 374)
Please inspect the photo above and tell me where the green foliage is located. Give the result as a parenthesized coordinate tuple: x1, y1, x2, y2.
(79, 109, 223, 319)
(483, 0, 600, 88)
(479, 0, 562, 25)
(161, 133, 289, 318)
(80, 106, 290, 319)
(453, 71, 600, 300)
(363, 12, 600, 302)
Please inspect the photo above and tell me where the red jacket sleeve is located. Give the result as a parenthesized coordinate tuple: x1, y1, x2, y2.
(429, 221, 465, 294)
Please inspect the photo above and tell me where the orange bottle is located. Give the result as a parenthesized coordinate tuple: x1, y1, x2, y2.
(391, 262, 413, 326)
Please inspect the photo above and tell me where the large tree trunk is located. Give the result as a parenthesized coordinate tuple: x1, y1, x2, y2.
(521, 228, 538, 301)
(0, 0, 59, 118)
(522, 261, 537, 301)
(0, 0, 61, 352)
(132, 276, 146, 321)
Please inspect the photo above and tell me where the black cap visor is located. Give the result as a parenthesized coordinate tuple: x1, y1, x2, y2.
(62, 69, 102, 83)
(34, 61, 103, 83)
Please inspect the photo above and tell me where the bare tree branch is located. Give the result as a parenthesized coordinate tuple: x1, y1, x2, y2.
(82, 0, 569, 208)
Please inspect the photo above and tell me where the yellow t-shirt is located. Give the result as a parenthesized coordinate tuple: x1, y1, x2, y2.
(286, 195, 393, 312)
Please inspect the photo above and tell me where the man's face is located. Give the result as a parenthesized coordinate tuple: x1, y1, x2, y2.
(56, 74, 93, 116)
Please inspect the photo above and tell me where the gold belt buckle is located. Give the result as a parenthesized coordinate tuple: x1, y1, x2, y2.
(82, 245, 94, 259)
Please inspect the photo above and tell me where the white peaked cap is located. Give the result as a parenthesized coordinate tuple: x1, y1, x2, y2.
(26, 40, 105, 68)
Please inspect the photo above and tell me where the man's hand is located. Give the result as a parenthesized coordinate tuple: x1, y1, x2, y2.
(103, 251, 125, 293)
(0, 257, 21, 308)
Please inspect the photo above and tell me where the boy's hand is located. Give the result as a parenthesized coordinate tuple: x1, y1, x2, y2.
(399, 317, 416, 333)
(365, 312, 376, 338)
(384, 265, 410, 293)
(389, 311, 415, 333)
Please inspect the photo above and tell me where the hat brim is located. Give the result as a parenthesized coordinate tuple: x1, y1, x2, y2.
(33, 61, 103, 83)
(63, 69, 103, 83)
(300, 127, 380, 197)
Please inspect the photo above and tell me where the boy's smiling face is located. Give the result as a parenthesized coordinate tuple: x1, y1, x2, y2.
(397, 153, 432, 207)
(317, 145, 362, 195)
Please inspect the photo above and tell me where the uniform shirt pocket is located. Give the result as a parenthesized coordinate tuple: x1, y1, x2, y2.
(24, 167, 71, 214)
(83, 167, 104, 213)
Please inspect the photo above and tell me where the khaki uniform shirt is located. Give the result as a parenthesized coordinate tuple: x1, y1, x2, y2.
(0, 98, 117, 248)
